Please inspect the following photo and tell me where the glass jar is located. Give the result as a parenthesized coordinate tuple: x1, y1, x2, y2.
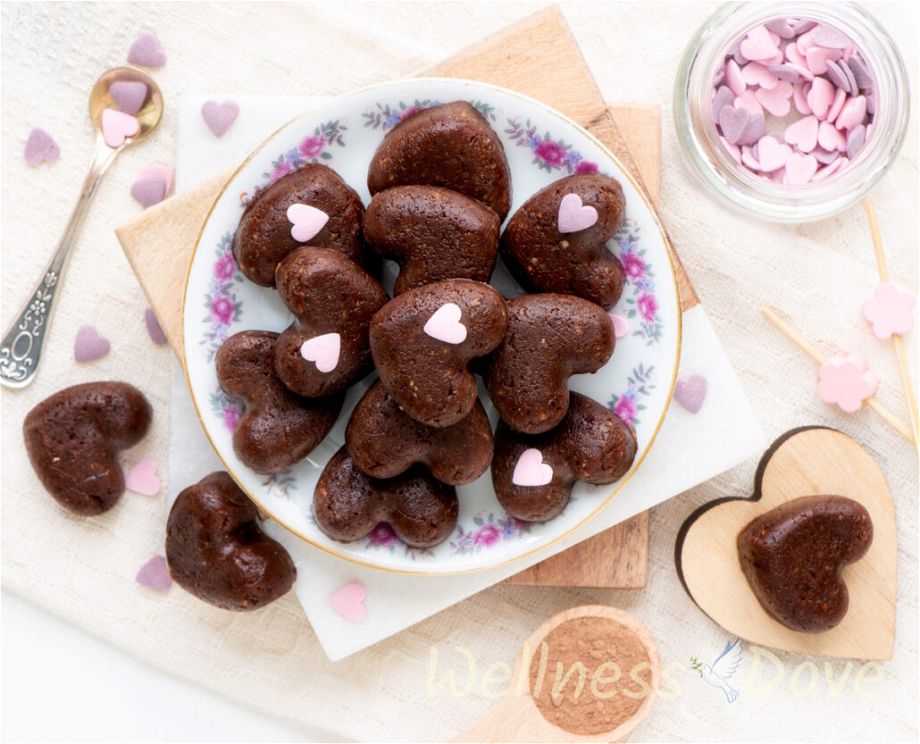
(674, 1, 910, 223)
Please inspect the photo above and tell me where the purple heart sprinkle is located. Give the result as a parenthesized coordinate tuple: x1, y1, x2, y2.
(713, 68, 725, 87)
(74, 325, 110, 362)
(737, 111, 766, 146)
(846, 124, 867, 159)
(136, 555, 172, 592)
(131, 177, 167, 208)
(767, 63, 805, 84)
(719, 104, 751, 145)
(109, 80, 148, 115)
(866, 91, 876, 115)
(711, 86, 735, 124)
(727, 39, 748, 65)
(824, 60, 851, 94)
(127, 32, 166, 67)
(201, 99, 240, 137)
(812, 147, 840, 165)
(847, 55, 873, 89)
(24, 128, 60, 166)
(812, 24, 850, 49)
(790, 19, 818, 35)
(764, 18, 796, 39)
(839, 59, 858, 95)
(674, 374, 709, 414)
(145, 308, 167, 345)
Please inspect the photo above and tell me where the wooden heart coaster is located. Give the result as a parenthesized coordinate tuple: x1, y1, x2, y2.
(676, 427, 896, 660)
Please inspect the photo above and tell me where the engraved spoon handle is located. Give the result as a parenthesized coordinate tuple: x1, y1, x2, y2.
(1, 138, 117, 388)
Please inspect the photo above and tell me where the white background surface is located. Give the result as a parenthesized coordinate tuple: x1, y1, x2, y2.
(2, 2, 917, 742)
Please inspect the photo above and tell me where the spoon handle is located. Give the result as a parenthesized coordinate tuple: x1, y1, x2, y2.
(0, 138, 117, 388)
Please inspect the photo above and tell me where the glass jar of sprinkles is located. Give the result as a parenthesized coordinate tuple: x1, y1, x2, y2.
(674, 2, 909, 223)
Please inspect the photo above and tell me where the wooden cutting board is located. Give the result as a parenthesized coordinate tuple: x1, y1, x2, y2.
(118, 6, 697, 588)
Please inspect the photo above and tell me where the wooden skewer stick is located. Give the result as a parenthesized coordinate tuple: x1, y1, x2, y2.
(862, 198, 920, 450)
(762, 306, 915, 443)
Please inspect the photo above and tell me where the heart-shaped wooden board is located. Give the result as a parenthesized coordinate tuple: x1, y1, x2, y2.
(676, 427, 896, 659)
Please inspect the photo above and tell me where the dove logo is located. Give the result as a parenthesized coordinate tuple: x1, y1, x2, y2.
(690, 638, 742, 703)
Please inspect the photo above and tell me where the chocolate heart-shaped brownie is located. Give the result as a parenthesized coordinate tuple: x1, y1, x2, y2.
(273, 247, 389, 398)
(313, 447, 458, 548)
(233, 163, 366, 287)
(492, 392, 637, 522)
(23, 381, 152, 515)
(367, 101, 512, 219)
(216, 330, 343, 474)
(370, 278, 508, 427)
(346, 380, 493, 485)
(500, 173, 627, 309)
(483, 293, 615, 434)
(738, 495, 873, 633)
(166, 471, 296, 610)
(364, 185, 501, 294)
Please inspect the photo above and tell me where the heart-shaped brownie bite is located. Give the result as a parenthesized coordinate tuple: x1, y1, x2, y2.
(166, 471, 296, 610)
(500, 173, 627, 309)
(346, 380, 493, 485)
(677, 427, 897, 659)
(233, 163, 366, 286)
(483, 293, 615, 434)
(273, 247, 389, 398)
(216, 330, 343, 474)
(367, 101, 512, 220)
(363, 185, 500, 294)
(23, 382, 152, 515)
(370, 278, 508, 427)
(492, 392, 637, 522)
(313, 447, 459, 548)
(738, 495, 873, 633)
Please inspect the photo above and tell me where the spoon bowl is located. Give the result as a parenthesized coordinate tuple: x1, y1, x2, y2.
(89, 66, 163, 144)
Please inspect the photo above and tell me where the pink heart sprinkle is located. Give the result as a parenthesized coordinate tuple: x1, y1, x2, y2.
(862, 281, 916, 339)
(201, 99, 239, 137)
(806, 77, 835, 119)
(812, 24, 850, 49)
(674, 374, 708, 414)
(329, 582, 367, 623)
(742, 62, 779, 90)
(812, 156, 848, 181)
(785, 42, 808, 67)
(792, 82, 811, 115)
(756, 136, 792, 172)
(24, 128, 60, 166)
(783, 153, 819, 185)
(126, 457, 161, 496)
(512, 448, 554, 487)
(423, 303, 467, 344)
(139, 165, 174, 195)
(835, 95, 867, 132)
(74, 325, 110, 362)
(784, 115, 819, 152)
(734, 89, 763, 117)
(725, 59, 746, 96)
(817, 353, 878, 413)
(300, 332, 340, 373)
(825, 88, 847, 126)
(136, 555, 172, 592)
(609, 313, 629, 338)
(109, 80, 148, 115)
(805, 46, 843, 75)
(127, 33, 166, 67)
(101, 108, 139, 148)
(739, 25, 779, 61)
(286, 203, 329, 243)
(755, 81, 793, 116)
(846, 125, 867, 159)
(130, 177, 166, 208)
(557, 193, 598, 233)
(817, 121, 846, 152)
(145, 308, 167, 345)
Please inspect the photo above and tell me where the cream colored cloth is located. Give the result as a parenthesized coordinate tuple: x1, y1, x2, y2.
(2, 2, 917, 741)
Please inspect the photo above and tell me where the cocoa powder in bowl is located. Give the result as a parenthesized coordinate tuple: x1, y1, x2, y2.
(528, 616, 654, 736)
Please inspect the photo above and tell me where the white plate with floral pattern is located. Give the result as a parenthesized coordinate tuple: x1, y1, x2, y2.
(182, 78, 681, 575)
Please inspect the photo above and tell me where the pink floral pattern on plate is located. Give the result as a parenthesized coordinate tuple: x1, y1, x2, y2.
(449, 510, 534, 555)
(505, 118, 598, 174)
(201, 231, 244, 361)
(362, 99, 497, 131)
(608, 364, 656, 427)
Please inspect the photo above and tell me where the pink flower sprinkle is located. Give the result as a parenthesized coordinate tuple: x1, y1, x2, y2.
(534, 140, 566, 167)
(211, 296, 234, 325)
(862, 281, 916, 339)
(637, 293, 658, 322)
(299, 135, 325, 158)
(213, 252, 237, 281)
(474, 524, 501, 547)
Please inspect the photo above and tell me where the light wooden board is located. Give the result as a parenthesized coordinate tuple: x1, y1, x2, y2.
(454, 604, 660, 743)
(676, 427, 896, 659)
(116, 6, 696, 588)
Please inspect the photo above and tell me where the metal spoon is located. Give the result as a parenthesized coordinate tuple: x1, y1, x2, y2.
(0, 67, 163, 388)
